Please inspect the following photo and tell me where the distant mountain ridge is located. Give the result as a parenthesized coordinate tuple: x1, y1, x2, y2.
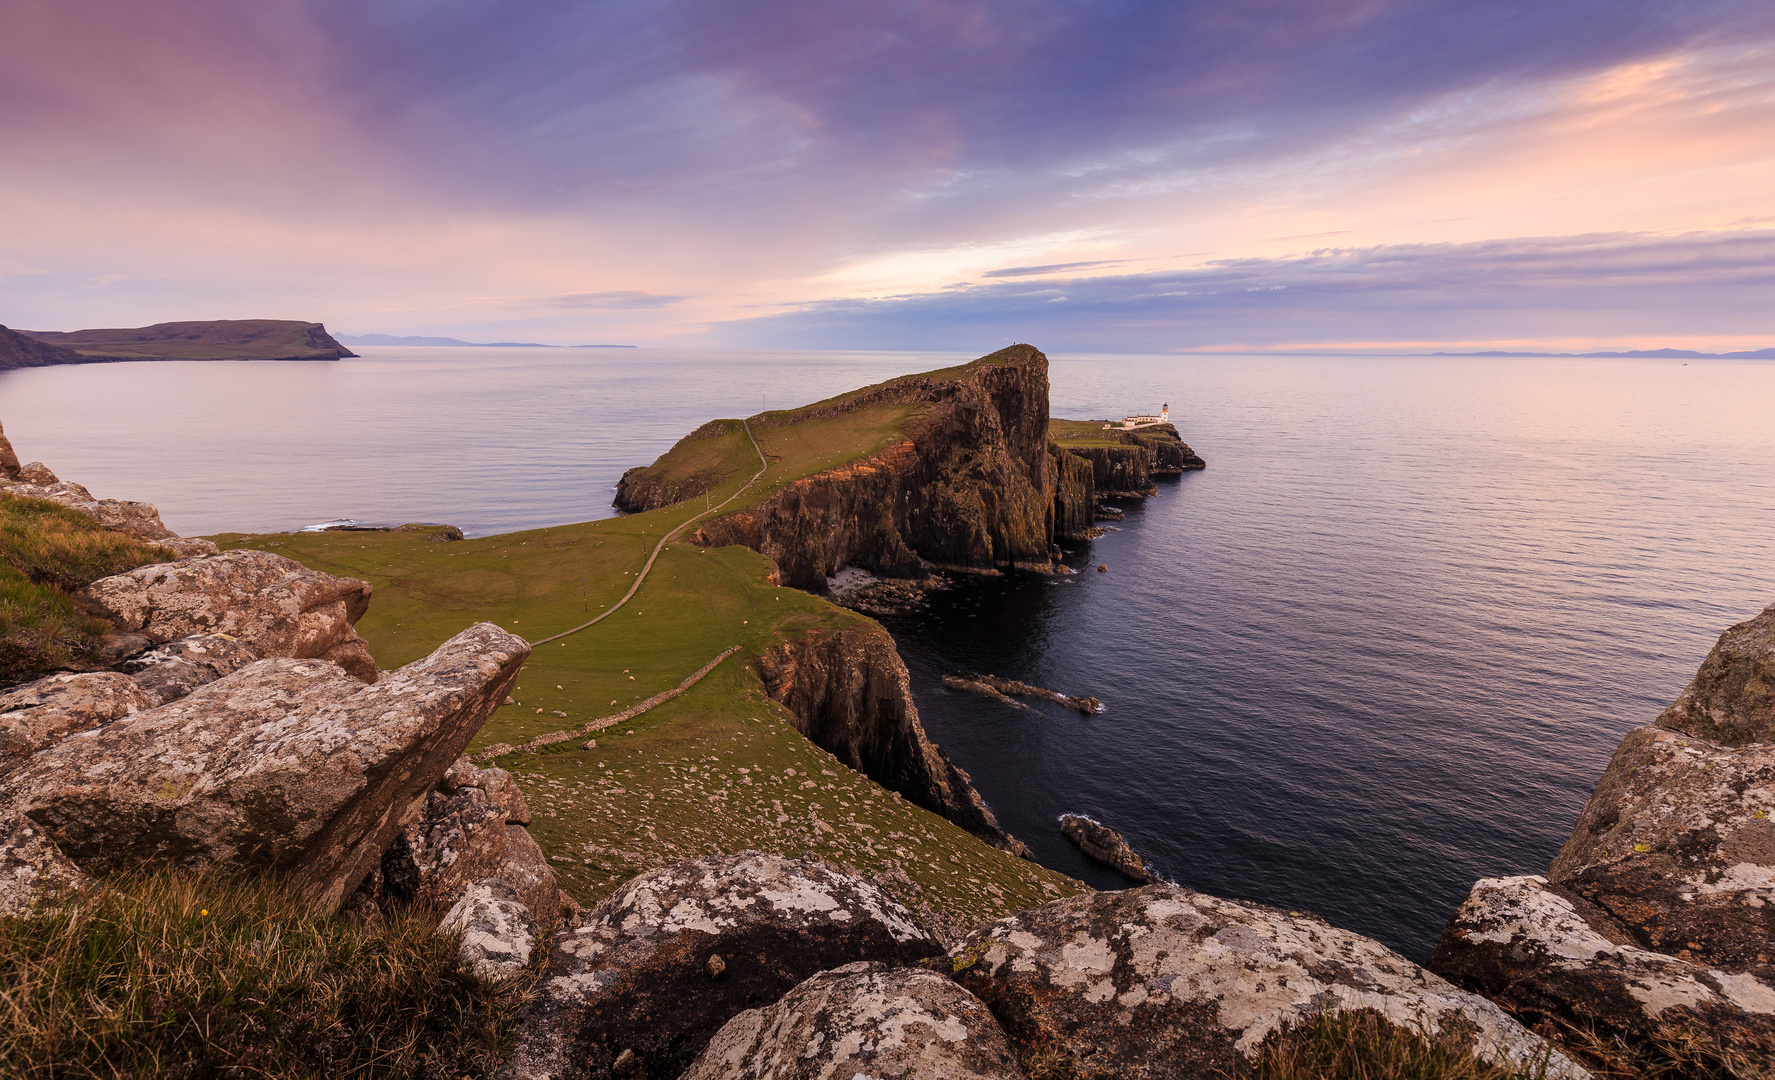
(15, 320, 355, 363)
(339, 333, 636, 348)
(1431, 347, 1775, 359)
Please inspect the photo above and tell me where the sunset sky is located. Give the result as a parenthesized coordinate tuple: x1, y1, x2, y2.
(3, 0, 1772, 353)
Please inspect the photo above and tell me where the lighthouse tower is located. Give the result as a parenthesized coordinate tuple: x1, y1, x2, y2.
(1161, 403, 1169, 423)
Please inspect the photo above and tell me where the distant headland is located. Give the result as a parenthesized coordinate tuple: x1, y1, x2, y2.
(0, 319, 355, 369)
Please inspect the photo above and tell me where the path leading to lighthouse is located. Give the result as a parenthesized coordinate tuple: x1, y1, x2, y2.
(527, 417, 770, 648)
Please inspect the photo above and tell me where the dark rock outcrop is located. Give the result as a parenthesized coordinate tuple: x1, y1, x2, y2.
(77, 549, 378, 681)
(946, 672, 1100, 714)
(758, 625, 1027, 857)
(687, 961, 1023, 1080)
(0, 622, 528, 913)
(501, 853, 944, 1080)
(945, 885, 1588, 1080)
(0, 325, 87, 372)
(620, 346, 1064, 588)
(1050, 443, 1097, 540)
(1059, 813, 1153, 883)
(1429, 600, 1775, 1069)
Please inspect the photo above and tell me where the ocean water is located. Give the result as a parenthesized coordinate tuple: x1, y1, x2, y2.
(5, 347, 1772, 959)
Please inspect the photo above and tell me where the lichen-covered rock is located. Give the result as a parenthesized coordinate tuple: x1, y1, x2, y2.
(1059, 813, 1153, 884)
(444, 879, 538, 981)
(1427, 875, 1775, 1061)
(0, 671, 155, 774)
(0, 813, 88, 916)
(947, 885, 1588, 1080)
(0, 623, 527, 913)
(121, 633, 263, 705)
(686, 961, 1023, 1080)
(501, 853, 944, 1080)
(496, 824, 563, 924)
(1657, 601, 1775, 746)
(1544, 725, 1774, 973)
(77, 550, 374, 674)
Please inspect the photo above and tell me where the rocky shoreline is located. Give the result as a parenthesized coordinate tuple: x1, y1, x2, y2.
(2, 344, 1771, 1076)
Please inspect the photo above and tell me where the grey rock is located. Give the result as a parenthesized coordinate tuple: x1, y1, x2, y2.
(502, 852, 944, 1080)
(1059, 813, 1153, 884)
(0, 671, 155, 774)
(123, 633, 263, 705)
(444, 879, 538, 981)
(686, 962, 1023, 1080)
(0, 812, 88, 916)
(77, 549, 375, 678)
(1428, 875, 1775, 1062)
(1657, 600, 1775, 746)
(947, 884, 1588, 1080)
(380, 758, 557, 919)
(0, 622, 528, 913)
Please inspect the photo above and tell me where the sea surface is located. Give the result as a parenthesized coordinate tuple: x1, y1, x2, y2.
(5, 347, 1773, 960)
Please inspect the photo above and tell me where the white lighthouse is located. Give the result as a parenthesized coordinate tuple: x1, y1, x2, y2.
(1117, 403, 1170, 429)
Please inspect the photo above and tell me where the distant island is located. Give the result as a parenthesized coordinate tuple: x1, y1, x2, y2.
(1430, 347, 1775, 359)
(1, 320, 354, 369)
(338, 334, 636, 348)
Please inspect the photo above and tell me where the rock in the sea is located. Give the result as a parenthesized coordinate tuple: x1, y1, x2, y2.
(443, 879, 538, 981)
(1428, 875, 1775, 1063)
(686, 961, 1023, 1080)
(1059, 813, 1153, 884)
(0, 671, 156, 774)
(77, 550, 377, 679)
(121, 633, 263, 705)
(501, 852, 944, 1080)
(0, 622, 527, 913)
(945, 885, 1588, 1080)
(0, 813, 89, 916)
(1657, 600, 1775, 746)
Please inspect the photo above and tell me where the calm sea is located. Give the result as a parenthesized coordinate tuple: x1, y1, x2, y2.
(5, 347, 1773, 959)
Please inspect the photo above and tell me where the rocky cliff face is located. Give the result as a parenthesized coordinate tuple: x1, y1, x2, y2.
(1058, 422, 1206, 499)
(619, 345, 1065, 589)
(756, 624, 1026, 857)
(0, 325, 87, 372)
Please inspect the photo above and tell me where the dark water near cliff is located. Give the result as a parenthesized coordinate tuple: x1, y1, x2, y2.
(5, 348, 1773, 960)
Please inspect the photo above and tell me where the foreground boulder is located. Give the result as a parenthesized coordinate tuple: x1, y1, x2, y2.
(687, 961, 1023, 1080)
(0, 813, 89, 916)
(501, 853, 945, 1080)
(77, 549, 378, 680)
(1429, 601, 1775, 1069)
(0, 672, 155, 774)
(1428, 876, 1775, 1063)
(376, 757, 563, 924)
(944, 885, 1588, 1080)
(444, 879, 540, 981)
(0, 622, 528, 913)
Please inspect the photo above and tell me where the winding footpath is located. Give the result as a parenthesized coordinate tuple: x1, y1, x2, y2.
(529, 418, 770, 647)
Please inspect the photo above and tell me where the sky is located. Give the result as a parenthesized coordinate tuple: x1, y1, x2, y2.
(2, 0, 1772, 354)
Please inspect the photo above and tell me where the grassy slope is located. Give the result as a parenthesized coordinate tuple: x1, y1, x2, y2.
(25, 320, 343, 361)
(1048, 417, 1133, 448)
(211, 433, 1082, 929)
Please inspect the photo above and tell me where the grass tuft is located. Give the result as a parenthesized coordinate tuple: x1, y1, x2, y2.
(0, 867, 530, 1079)
(0, 493, 178, 684)
(1247, 1008, 1554, 1080)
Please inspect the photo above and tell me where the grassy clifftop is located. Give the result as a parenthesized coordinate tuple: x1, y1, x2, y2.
(21, 320, 355, 362)
(211, 443, 1083, 930)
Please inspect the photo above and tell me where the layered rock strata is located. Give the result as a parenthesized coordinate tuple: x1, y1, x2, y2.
(687, 962, 1023, 1080)
(501, 852, 945, 1080)
(758, 625, 1027, 857)
(0, 622, 528, 913)
(944, 885, 1589, 1080)
(618, 345, 1073, 588)
(1429, 600, 1775, 1067)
